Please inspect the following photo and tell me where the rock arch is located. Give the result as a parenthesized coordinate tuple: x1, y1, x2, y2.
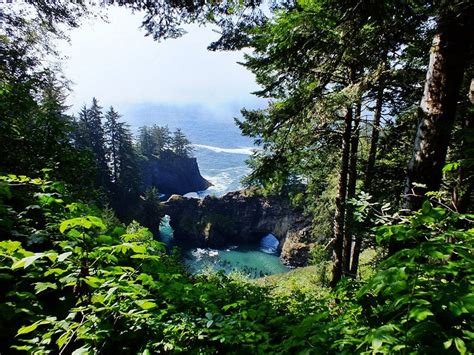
(161, 190, 314, 266)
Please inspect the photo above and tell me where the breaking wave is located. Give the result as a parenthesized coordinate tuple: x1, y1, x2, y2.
(194, 144, 257, 155)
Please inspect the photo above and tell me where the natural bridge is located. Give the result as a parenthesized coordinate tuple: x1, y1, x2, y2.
(161, 189, 314, 266)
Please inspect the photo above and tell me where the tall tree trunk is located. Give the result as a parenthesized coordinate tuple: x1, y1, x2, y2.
(365, 82, 384, 191)
(112, 132, 118, 183)
(330, 105, 353, 287)
(403, 15, 472, 213)
(350, 81, 385, 276)
(452, 79, 474, 213)
(343, 101, 361, 276)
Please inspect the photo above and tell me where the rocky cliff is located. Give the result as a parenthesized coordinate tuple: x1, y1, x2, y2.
(162, 189, 314, 267)
(140, 154, 212, 196)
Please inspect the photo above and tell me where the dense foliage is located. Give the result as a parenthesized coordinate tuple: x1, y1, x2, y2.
(234, 0, 473, 284)
(0, 174, 472, 353)
(1, 0, 473, 353)
(137, 125, 194, 159)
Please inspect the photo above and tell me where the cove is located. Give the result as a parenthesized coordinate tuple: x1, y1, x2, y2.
(159, 216, 289, 278)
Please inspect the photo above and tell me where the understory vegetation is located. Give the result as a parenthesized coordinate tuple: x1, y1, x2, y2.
(0, 174, 472, 353)
(1, 0, 473, 353)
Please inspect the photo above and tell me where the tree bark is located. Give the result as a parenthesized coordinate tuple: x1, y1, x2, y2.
(112, 130, 118, 183)
(365, 82, 384, 191)
(343, 101, 361, 276)
(403, 14, 472, 213)
(350, 81, 385, 276)
(452, 79, 474, 213)
(330, 105, 353, 287)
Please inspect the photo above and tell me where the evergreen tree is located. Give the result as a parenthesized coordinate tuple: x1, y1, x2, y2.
(104, 107, 121, 183)
(138, 126, 156, 158)
(88, 98, 109, 188)
(71, 99, 110, 191)
(116, 122, 141, 197)
(232, 0, 441, 284)
(138, 125, 190, 158)
(72, 105, 92, 151)
(171, 128, 193, 157)
(402, 3, 474, 212)
(0, 33, 94, 191)
(103, 106, 141, 210)
(151, 125, 172, 156)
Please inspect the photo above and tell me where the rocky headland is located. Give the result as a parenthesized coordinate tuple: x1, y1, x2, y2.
(162, 189, 315, 267)
(140, 153, 212, 196)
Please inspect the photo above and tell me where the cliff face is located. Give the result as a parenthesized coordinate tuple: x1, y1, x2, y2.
(162, 189, 314, 267)
(140, 155, 212, 196)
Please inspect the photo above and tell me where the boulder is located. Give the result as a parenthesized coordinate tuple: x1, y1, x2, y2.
(280, 226, 315, 267)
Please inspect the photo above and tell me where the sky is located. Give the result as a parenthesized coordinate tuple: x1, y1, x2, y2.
(56, 6, 266, 119)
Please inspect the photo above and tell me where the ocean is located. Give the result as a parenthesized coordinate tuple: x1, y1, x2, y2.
(124, 103, 289, 278)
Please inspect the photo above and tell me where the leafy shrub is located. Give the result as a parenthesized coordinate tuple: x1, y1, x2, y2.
(279, 202, 474, 354)
(0, 174, 472, 353)
(0, 174, 280, 353)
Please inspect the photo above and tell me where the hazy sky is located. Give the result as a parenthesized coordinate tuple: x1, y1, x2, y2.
(56, 6, 265, 116)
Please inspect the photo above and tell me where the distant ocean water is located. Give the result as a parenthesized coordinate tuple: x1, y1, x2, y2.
(190, 145, 252, 197)
(125, 103, 289, 277)
(124, 103, 256, 196)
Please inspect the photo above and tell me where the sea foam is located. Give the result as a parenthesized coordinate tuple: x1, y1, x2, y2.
(194, 144, 257, 155)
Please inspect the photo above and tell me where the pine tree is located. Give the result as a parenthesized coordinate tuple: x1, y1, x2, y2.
(151, 125, 172, 156)
(72, 105, 92, 150)
(104, 107, 121, 183)
(88, 98, 110, 188)
(233, 0, 436, 284)
(138, 126, 156, 158)
(116, 122, 141, 196)
(71, 99, 110, 190)
(103, 107, 141, 203)
(403, 4, 474, 212)
(171, 128, 193, 158)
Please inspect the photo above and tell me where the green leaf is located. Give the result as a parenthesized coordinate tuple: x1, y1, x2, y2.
(460, 294, 474, 313)
(87, 216, 106, 231)
(454, 337, 467, 355)
(60, 216, 106, 234)
(84, 276, 102, 288)
(97, 235, 114, 244)
(71, 345, 91, 355)
(409, 306, 433, 321)
(135, 300, 157, 310)
(34, 282, 57, 294)
(12, 254, 43, 269)
(57, 330, 70, 349)
(44, 268, 67, 276)
(443, 338, 453, 349)
(442, 162, 459, 172)
(57, 252, 72, 262)
(421, 200, 432, 214)
(17, 323, 40, 335)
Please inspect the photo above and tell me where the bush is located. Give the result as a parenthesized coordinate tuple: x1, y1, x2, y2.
(0, 174, 472, 353)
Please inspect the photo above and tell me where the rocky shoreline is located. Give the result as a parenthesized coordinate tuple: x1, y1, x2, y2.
(161, 189, 315, 267)
(140, 154, 212, 196)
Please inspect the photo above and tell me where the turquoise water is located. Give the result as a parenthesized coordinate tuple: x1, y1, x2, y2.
(159, 217, 289, 278)
(182, 245, 289, 278)
(131, 105, 289, 278)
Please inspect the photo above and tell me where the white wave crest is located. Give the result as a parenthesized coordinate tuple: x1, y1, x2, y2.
(191, 248, 219, 260)
(194, 144, 257, 155)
